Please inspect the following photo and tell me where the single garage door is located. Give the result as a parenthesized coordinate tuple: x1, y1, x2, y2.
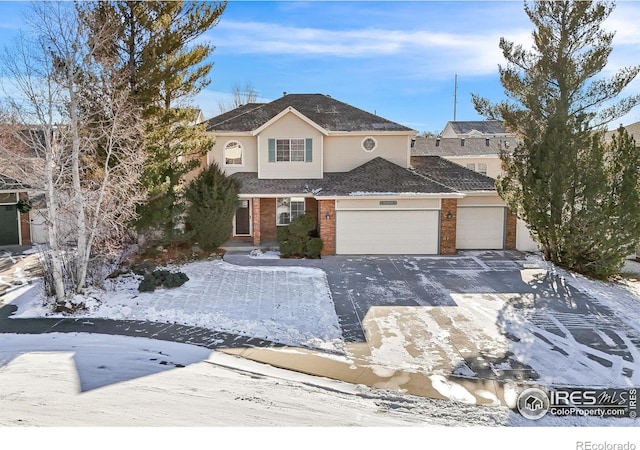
(336, 210, 439, 254)
(456, 207, 505, 249)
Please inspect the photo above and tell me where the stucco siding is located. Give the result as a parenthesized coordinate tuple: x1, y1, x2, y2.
(258, 113, 324, 179)
(443, 156, 503, 179)
(457, 195, 506, 207)
(323, 135, 410, 172)
(208, 134, 258, 175)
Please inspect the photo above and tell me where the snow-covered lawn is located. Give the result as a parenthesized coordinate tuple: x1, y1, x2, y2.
(8, 259, 343, 351)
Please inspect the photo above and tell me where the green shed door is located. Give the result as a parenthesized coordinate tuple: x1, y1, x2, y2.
(0, 204, 19, 245)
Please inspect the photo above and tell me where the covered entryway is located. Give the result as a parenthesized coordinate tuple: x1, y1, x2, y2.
(336, 209, 439, 254)
(234, 199, 251, 236)
(456, 206, 506, 249)
(0, 203, 19, 246)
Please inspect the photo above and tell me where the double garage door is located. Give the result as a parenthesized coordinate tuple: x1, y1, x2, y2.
(336, 210, 440, 255)
(335, 206, 506, 254)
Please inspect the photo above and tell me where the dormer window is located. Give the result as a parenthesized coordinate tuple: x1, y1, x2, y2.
(224, 141, 243, 166)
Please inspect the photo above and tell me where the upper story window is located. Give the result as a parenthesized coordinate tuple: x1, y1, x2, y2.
(224, 141, 243, 166)
(268, 138, 313, 163)
(277, 138, 305, 162)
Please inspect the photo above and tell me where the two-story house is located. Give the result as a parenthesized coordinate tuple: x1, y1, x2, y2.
(202, 94, 520, 255)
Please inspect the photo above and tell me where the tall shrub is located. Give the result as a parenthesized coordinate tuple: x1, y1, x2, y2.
(184, 163, 239, 251)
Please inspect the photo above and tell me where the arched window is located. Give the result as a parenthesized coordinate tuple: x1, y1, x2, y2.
(224, 141, 243, 166)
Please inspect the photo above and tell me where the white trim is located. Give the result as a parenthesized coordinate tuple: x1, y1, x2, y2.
(316, 193, 464, 200)
(361, 136, 377, 152)
(327, 130, 417, 137)
(274, 137, 307, 162)
(336, 207, 440, 212)
(0, 192, 18, 204)
(233, 199, 252, 236)
(252, 107, 329, 136)
(223, 140, 244, 167)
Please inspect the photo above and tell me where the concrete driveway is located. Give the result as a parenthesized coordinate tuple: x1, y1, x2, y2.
(225, 250, 640, 389)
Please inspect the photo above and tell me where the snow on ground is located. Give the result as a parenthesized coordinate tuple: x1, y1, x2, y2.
(8, 259, 343, 351)
(249, 248, 281, 259)
(1, 333, 638, 432)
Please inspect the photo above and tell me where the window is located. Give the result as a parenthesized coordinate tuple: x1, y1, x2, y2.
(466, 163, 476, 171)
(276, 138, 305, 162)
(478, 163, 488, 175)
(224, 141, 243, 166)
(0, 193, 17, 204)
(276, 197, 305, 226)
(362, 137, 377, 152)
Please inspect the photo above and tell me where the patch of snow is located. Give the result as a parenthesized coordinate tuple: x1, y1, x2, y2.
(249, 249, 281, 259)
(429, 375, 476, 404)
(8, 260, 343, 352)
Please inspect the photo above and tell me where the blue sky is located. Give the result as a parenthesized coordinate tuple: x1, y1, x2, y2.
(2, 1, 640, 133)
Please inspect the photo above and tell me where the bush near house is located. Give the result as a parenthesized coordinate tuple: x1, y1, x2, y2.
(277, 214, 323, 258)
(138, 269, 189, 292)
(184, 163, 240, 251)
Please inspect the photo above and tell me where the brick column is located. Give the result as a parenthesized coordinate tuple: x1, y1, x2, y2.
(252, 198, 261, 246)
(318, 200, 336, 256)
(439, 198, 457, 255)
(19, 192, 31, 246)
(505, 208, 517, 250)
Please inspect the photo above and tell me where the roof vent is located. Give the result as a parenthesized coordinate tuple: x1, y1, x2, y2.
(283, 91, 287, 96)
(461, 138, 465, 147)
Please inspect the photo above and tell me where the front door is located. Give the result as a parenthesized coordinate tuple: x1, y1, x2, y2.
(0, 204, 19, 246)
(235, 200, 251, 235)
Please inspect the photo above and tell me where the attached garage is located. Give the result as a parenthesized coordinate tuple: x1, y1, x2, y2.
(456, 206, 506, 249)
(336, 208, 440, 255)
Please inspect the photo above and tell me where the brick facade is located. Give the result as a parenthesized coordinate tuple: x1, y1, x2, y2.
(252, 198, 261, 245)
(259, 198, 277, 242)
(318, 200, 336, 256)
(505, 208, 517, 250)
(439, 198, 457, 255)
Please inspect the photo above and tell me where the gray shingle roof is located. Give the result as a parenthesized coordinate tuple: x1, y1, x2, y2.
(411, 156, 497, 192)
(445, 120, 507, 135)
(230, 157, 455, 197)
(412, 136, 516, 157)
(605, 121, 640, 146)
(205, 94, 414, 133)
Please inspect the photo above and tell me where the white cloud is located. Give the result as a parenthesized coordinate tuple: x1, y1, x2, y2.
(212, 20, 533, 78)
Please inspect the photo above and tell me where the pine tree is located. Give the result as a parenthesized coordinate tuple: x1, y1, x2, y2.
(78, 1, 226, 243)
(184, 163, 239, 251)
(473, 0, 640, 278)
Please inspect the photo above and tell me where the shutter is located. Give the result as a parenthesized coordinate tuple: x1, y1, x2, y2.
(305, 138, 313, 162)
(268, 139, 275, 162)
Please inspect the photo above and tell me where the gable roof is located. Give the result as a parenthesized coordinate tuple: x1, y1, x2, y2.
(443, 120, 507, 136)
(411, 156, 497, 192)
(321, 157, 453, 196)
(205, 94, 414, 133)
(412, 136, 516, 157)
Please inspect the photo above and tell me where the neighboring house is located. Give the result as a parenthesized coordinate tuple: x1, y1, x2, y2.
(414, 121, 538, 252)
(0, 173, 31, 246)
(412, 135, 517, 179)
(201, 93, 521, 255)
(606, 121, 640, 259)
(440, 120, 510, 139)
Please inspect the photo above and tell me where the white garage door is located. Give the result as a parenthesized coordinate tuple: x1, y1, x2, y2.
(456, 207, 505, 249)
(336, 210, 439, 255)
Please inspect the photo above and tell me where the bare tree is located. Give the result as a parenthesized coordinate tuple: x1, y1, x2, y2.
(216, 82, 259, 113)
(0, 2, 144, 306)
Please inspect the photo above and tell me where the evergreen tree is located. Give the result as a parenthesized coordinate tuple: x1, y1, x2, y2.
(184, 163, 239, 251)
(78, 1, 226, 243)
(473, 0, 640, 277)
